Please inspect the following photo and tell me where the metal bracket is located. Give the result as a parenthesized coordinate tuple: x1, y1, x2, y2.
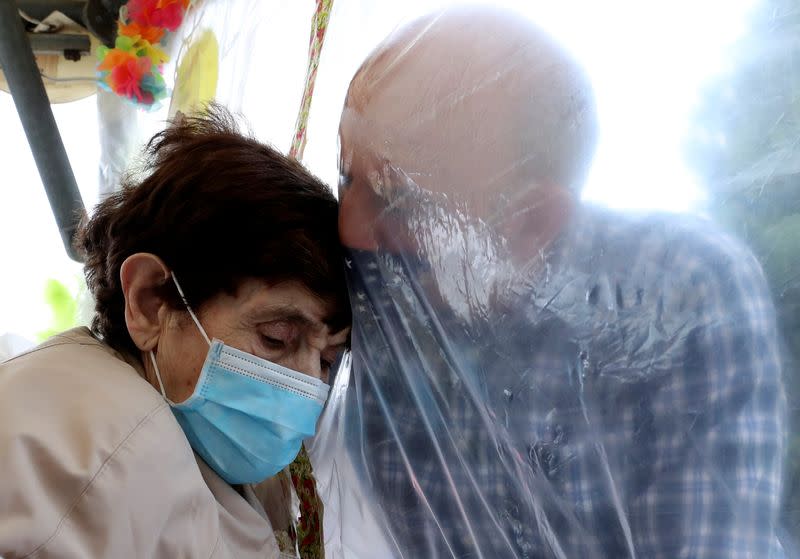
(0, 0, 87, 262)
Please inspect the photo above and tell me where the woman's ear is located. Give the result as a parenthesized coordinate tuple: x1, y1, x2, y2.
(120, 253, 171, 351)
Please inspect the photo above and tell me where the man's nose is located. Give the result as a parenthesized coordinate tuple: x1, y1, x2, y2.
(339, 176, 384, 251)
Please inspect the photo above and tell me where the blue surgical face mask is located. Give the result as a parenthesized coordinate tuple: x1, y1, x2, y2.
(149, 272, 330, 485)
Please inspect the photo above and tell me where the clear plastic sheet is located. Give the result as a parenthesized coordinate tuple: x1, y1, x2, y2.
(84, 1, 799, 555)
(308, 4, 797, 558)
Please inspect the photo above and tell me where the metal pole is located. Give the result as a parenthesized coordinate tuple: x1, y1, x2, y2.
(0, 0, 86, 262)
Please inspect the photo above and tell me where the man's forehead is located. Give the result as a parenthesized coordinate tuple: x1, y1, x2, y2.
(347, 7, 541, 101)
(341, 9, 597, 203)
(339, 13, 549, 198)
(340, 89, 522, 210)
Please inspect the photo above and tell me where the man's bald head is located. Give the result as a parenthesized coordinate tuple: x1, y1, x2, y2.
(339, 5, 598, 252)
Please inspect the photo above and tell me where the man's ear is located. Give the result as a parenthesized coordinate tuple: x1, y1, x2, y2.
(497, 183, 576, 265)
(120, 253, 171, 352)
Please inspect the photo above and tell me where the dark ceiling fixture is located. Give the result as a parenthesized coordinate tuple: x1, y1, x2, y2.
(82, 0, 126, 46)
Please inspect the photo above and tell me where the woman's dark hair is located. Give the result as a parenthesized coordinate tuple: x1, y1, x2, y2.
(79, 103, 350, 355)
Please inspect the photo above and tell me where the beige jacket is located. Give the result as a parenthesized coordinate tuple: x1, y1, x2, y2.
(0, 328, 284, 559)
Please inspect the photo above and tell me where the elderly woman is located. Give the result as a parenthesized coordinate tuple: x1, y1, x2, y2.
(0, 106, 350, 558)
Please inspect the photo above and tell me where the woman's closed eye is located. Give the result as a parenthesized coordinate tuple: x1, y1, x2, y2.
(261, 335, 286, 349)
(259, 321, 295, 350)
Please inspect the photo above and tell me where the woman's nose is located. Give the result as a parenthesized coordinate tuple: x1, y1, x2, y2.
(283, 348, 323, 381)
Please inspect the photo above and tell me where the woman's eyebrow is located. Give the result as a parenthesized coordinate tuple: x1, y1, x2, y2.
(246, 303, 348, 335)
(246, 307, 320, 330)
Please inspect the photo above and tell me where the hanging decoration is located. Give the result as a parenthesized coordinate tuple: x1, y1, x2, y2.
(97, 0, 192, 106)
(169, 28, 219, 118)
(289, 0, 334, 160)
(285, 3, 335, 557)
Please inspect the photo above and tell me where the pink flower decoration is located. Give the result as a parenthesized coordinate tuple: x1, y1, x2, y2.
(127, 0, 186, 31)
(109, 56, 152, 102)
(127, 0, 158, 26)
(151, 2, 185, 31)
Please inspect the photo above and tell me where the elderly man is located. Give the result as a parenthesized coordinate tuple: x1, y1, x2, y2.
(335, 5, 787, 558)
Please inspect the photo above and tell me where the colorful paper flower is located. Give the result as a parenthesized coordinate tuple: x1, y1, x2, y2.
(127, 0, 190, 31)
(115, 34, 168, 66)
(151, 1, 188, 31)
(118, 21, 164, 44)
(114, 59, 152, 102)
(97, 46, 136, 72)
(96, 0, 192, 106)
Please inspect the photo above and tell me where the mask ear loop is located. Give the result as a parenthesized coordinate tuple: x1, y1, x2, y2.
(170, 271, 212, 346)
(148, 350, 169, 400)
(147, 271, 211, 402)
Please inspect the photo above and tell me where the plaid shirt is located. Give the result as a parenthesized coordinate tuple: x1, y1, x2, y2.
(345, 206, 787, 558)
